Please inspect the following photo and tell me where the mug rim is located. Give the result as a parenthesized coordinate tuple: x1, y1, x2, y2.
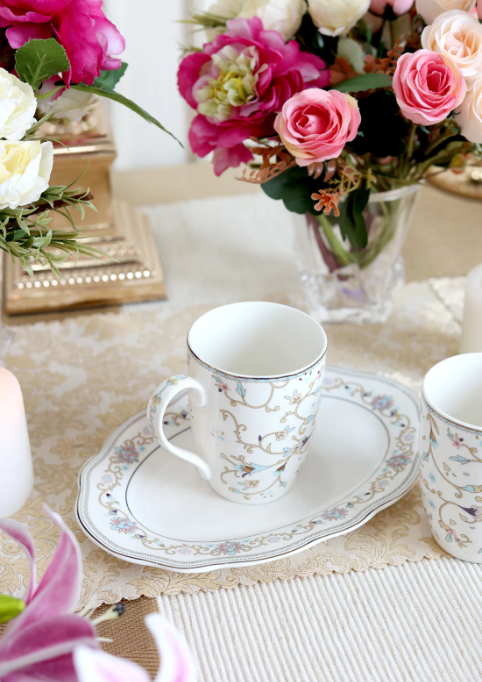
(422, 353, 482, 433)
(187, 301, 328, 381)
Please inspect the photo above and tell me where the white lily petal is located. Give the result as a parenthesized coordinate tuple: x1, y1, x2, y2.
(74, 646, 150, 682)
(146, 614, 197, 682)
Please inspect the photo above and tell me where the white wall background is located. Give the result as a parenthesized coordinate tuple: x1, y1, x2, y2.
(104, 0, 210, 170)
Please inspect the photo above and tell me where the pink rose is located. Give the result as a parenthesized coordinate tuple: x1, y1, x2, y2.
(274, 88, 361, 165)
(178, 17, 329, 176)
(0, 0, 125, 85)
(393, 49, 466, 125)
(370, 0, 414, 15)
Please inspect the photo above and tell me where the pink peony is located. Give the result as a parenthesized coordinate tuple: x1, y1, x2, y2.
(274, 88, 361, 165)
(370, 0, 414, 14)
(178, 16, 329, 175)
(0, 0, 125, 85)
(393, 49, 466, 126)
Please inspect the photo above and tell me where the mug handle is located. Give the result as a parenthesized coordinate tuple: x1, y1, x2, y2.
(147, 375, 212, 480)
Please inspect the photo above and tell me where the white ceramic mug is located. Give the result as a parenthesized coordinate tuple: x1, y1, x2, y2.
(420, 353, 482, 562)
(147, 302, 328, 505)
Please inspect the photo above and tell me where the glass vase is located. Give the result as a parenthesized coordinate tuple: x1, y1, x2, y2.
(295, 184, 422, 324)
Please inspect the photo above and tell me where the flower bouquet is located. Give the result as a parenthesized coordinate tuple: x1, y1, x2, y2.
(180, 0, 482, 322)
(0, 0, 176, 274)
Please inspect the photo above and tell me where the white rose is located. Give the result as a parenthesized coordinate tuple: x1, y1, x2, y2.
(238, 0, 306, 40)
(0, 140, 53, 209)
(422, 10, 482, 82)
(37, 83, 94, 123)
(457, 78, 482, 142)
(415, 0, 476, 25)
(0, 68, 36, 141)
(307, 0, 371, 37)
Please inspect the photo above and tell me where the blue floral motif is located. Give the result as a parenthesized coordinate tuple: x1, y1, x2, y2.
(371, 395, 394, 411)
(320, 507, 349, 522)
(110, 516, 137, 534)
(386, 452, 411, 469)
(215, 541, 249, 556)
(113, 443, 139, 465)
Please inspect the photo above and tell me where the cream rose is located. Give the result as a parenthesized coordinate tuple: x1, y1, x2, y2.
(307, 0, 371, 37)
(422, 10, 482, 82)
(0, 68, 36, 141)
(0, 140, 53, 209)
(37, 81, 94, 123)
(457, 77, 482, 142)
(238, 0, 306, 39)
(416, 0, 476, 25)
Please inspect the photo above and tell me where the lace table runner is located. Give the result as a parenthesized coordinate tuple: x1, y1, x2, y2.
(0, 278, 461, 609)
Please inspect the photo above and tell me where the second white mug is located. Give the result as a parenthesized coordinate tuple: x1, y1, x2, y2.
(148, 302, 328, 505)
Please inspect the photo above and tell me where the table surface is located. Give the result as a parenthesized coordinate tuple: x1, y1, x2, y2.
(4, 163, 482, 681)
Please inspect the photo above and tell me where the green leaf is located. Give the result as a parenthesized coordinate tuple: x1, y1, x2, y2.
(333, 73, 392, 93)
(338, 188, 370, 249)
(94, 62, 128, 92)
(0, 595, 25, 624)
(71, 83, 182, 146)
(261, 166, 324, 215)
(16, 39, 70, 92)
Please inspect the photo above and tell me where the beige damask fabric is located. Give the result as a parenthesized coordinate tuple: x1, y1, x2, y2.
(0, 277, 461, 610)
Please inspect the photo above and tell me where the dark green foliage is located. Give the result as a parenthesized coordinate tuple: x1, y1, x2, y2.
(261, 166, 325, 215)
(348, 90, 410, 157)
(338, 187, 370, 249)
(295, 13, 338, 66)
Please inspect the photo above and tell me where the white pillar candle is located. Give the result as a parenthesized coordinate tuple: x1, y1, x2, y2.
(0, 368, 33, 517)
(461, 264, 482, 354)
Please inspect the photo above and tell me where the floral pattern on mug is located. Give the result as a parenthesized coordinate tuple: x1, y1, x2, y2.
(420, 400, 482, 556)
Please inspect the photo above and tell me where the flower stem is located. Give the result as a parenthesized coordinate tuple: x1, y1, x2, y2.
(315, 214, 356, 268)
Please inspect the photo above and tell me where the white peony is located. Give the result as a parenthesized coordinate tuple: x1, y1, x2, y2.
(0, 140, 53, 209)
(457, 78, 482, 143)
(37, 83, 94, 123)
(238, 0, 306, 40)
(415, 0, 476, 26)
(0, 68, 36, 141)
(307, 0, 371, 37)
(208, 0, 245, 17)
(209, 0, 305, 39)
(422, 10, 482, 82)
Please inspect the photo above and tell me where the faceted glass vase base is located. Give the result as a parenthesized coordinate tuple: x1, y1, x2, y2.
(301, 258, 405, 325)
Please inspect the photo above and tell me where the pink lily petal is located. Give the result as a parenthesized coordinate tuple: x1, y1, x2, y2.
(147, 614, 197, 682)
(5, 507, 81, 637)
(74, 646, 150, 682)
(0, 614, 97, 681)
(6, 653, 79, 682)
(0, 518, 36, 604)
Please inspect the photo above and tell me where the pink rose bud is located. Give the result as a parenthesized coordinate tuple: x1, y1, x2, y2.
(274, 88, 361, 166)
(393, 49, 466, 126)
(370, 0, 414, 15)
(478, 0, 482, 18)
